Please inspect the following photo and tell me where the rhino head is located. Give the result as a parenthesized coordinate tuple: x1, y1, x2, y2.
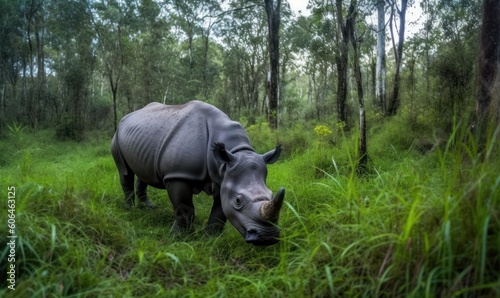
(213, 142, 285, 246)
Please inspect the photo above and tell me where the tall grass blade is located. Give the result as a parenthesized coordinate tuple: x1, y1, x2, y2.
(479, 215, 490, 285)
(325, 265, 334, 296)
(284, 201, 310, 236)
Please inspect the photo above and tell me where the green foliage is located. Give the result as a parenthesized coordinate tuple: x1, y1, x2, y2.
(313, 124, 333, 139)
(369, 115, 434, 158)
(430, 41, 476, 130)
(6, 123, 27, 147)
(1, 125, 497, 297)
(7, 122, 26, 135)
(88, 98, 113, 130)
(0, 0, 486, 135)
(246, 121, 316, 157)
(246, 121, 278, 153)
(278, 123, 312, 155)
(55, 116, 85, 141)
(313, 122, 345, 145)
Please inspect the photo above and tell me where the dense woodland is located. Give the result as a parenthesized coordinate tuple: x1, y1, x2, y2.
(1, 0, 496, 138)
(1, 0, 500, 297)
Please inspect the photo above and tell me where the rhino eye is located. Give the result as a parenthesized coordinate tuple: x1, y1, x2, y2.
(234, 195, 244, 210)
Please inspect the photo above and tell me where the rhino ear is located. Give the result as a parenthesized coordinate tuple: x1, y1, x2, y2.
(262, 144, 282, 164)
(213, 142, 236, 164)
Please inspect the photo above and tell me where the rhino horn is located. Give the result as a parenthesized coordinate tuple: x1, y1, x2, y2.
(260, 187, 285, 222)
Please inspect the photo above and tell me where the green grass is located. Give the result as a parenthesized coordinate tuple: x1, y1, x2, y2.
(0, 118, 499, 297)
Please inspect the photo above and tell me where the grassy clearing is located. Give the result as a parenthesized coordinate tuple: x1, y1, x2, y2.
(0, 118, 499, 297)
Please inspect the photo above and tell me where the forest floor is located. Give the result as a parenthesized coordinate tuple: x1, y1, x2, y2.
(0, 116, 499, 297)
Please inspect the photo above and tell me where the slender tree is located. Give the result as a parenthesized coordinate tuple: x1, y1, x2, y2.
(48, 0, 95, 139)
(347, 0, 368, 173)
(264, 0, 281, 129)
(334, 0, 350, 125)
(221, 1, 268, 116)
(89, 0, 128, 132)
(198, 1, 223, 99)
(0, 0, 24, 122)
(172, 0, 202, 96)
(386, 0, 408, 116)
(476, 0, 500, 142)
(375, 0, 386, 113)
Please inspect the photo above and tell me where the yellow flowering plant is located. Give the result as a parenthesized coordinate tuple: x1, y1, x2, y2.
(313, 125, 333, 139)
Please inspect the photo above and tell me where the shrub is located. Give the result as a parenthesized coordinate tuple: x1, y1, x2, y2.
(313, 125, 333, 139)
(369, 115, 434, 157)
(246, 121, 277, 153)
(278, 124, 311, 156)
(88, 99, 112, 130)
(56, 116, 85, 141)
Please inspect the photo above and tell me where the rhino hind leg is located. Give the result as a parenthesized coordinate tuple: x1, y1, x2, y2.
(120, 173, 135, 209)
(206, 195, 227, 235)
(136, 179, 156, 209)
(111, 135, 135, 209)
(166, 180, 195, 232)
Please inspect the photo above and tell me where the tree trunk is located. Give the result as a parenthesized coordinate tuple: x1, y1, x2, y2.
(476, 0, 500, 139)
(35, 0, 45, 128)
(386, 0, 407, 116)
(113, 92, 118, 133)
(91, 6, 125, 132)
(335, 0, 349, 125)
(422, 0, 433, 104)
(347, 0, 368, 174)
(203, 30, 210, 98)
(265, 0, 281, 129)
(188, 26, 194, 77)
(370, 57, 376, 104)
(21, 41, 28, 123)
(0, 78, 7, 119)
(376, 0, 386, 114)
(26, 1, 36, 128)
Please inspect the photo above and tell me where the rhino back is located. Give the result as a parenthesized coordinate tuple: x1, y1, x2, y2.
(116, 101, 252, 187)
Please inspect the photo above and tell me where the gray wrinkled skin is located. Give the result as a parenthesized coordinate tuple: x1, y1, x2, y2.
(111, 101, 285, 246)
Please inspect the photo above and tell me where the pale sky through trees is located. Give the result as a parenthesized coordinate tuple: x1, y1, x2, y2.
(288, 0, 424, 37)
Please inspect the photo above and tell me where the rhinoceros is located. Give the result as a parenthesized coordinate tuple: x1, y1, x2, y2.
(111, 100, 285, 246)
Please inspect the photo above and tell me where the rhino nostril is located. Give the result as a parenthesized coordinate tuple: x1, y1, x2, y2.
(245, 229, 259, 243)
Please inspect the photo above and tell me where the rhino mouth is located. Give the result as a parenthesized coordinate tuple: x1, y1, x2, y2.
(244, 226, 280, 246)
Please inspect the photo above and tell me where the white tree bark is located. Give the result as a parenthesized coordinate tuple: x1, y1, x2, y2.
(375, 0, 386, 113)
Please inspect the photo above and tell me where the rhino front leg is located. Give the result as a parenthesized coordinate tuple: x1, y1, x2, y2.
(136, 179, 156, 209)
(206, 195, 227, 235)
(166, 180, 195, 232)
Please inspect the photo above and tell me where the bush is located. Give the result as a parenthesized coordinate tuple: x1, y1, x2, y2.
(88, 99, 112, 130)
(278, 123, 311, 156)
(246, 121, 278, 153)
(369, 115, 433, 157)
(56, 116, 85, 141)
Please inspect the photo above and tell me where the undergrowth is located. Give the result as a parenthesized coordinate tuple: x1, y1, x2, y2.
(0, 117, 498, 297)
